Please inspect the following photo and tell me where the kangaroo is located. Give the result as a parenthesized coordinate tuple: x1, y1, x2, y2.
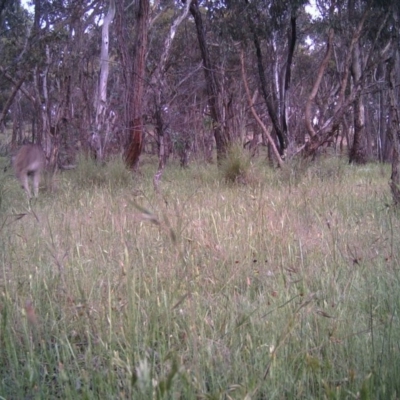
(13, 144, 45, 198)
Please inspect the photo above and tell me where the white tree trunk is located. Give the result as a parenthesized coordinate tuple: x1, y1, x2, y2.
(94, 0, 116, 160)
(150, 0, 191, 190)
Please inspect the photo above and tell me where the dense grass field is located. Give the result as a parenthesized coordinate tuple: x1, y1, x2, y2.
(1, 154, 400, 399)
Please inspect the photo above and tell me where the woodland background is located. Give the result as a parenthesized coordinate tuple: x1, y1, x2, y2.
(1, 0, 400, 183)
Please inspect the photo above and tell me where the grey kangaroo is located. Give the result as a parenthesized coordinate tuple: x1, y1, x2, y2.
(13, 144, 45, 198)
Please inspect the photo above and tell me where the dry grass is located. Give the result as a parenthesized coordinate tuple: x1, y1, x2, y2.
(0, 155, 399, 398)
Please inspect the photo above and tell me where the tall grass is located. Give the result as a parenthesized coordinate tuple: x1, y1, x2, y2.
(1, 155, 399, 398)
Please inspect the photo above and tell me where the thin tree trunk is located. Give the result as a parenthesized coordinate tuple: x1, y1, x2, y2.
(387, 9, 400, 205)
(388, 58, 400, 204)
(115, 1, 132, 143)
(305, 28, 334, 139)
(250, 28, 286, 155)
(189, 0, 230, 162)
(378, 85, 391, 162)
(0, 72, 26, 128)
(125, 0, 150, 170)
(349, 95, 368, 163)
(241, 49, 284, 168)
(151, 0, 191, 190)
(347, 0, 369, 163)
(280, 15, 297, 145)
(94, 0, 115, 160)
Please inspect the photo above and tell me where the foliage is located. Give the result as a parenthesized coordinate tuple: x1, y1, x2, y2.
(1, 158, 400, 398)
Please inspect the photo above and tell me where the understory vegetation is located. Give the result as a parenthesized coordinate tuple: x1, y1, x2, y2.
(1, 155, 399, 399)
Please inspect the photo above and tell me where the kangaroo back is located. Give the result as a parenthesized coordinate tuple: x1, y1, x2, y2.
(13, 144, 45, 197)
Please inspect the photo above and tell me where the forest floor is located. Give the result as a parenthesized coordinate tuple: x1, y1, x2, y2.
(1, 154, 399, 399)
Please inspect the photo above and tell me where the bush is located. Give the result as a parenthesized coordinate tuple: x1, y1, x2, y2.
(220, 143, 251, 184)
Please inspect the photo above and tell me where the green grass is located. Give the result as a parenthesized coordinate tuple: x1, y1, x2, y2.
(1, 154, 400, 399)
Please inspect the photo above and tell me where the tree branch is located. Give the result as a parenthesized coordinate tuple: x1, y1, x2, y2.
(305, 28, 334, 138)
(240, 49, 284, 168)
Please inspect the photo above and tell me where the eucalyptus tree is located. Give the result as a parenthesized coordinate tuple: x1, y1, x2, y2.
(121, 0, 235, 166)
(188, 0, 234, 162)
(0, 0, 33, 140)
(92, 0, 116, 161)
(0, 0, 107, 168)
(148, 11, 208, 164)
(31, 0, 105, 167)
(229, 0, 307, 156)
(124, 0, 150, 170)
(148, 0, 191, 184)
(304, 0, 394, 162)
(346, 0, 394, 163)
(387, 2, 400, 205)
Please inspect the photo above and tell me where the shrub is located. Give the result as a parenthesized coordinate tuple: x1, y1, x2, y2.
(220, 143, 251, 184)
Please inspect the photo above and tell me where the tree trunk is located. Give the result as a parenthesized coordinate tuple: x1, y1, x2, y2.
(189, 0, 230, 162)
(349, 43, 368, 163)
(348, 0, 368, 163)
(240, 49, 284, 168)
(349, 94, 368, 163)
(305, 29, 334, 139)
(251, 28, 286, 155)
(304, 7, 370, 159)
(387, 12, 400, 205)
(0, 71, 26, 128)
(377, 73, 391, 162)
(115, 1, 133, 142)
(125, 0, 150, 170)
(150, 0, 191, 188)
(280, 15, 297, 148)
(94, 0, 115, 161)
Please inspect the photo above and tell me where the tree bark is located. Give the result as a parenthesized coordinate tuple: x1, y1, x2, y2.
(251, 28, 286, 155)
(94, 0, 115, 161)
(348, 0, 368, 164)
(388, 56, 400, 204)
(379, 88, 391, 162)
(280, 15, 297, 147)
(115, 1, 133, 141)
(189, 0, 230, 162)
(125, 0, 150, 170)
(387, 7, 400, 205)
